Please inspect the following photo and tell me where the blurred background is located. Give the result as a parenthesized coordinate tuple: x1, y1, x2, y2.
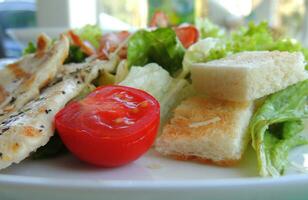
(0, 0, 307, 58)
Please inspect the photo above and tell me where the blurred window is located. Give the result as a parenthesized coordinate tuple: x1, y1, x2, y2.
(0, 0, 36, 58)
(97, 0, 148, 30)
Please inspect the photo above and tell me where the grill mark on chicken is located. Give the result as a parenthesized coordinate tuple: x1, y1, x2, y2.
(0, 34, 69, 119)
(7, 63, 31, 79)
(35, 34, 51, 58)
(22, 127, 42, 137)
(0, 86, 8, 104)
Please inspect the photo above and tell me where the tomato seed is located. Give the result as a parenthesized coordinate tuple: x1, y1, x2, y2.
(139, 101, 148, 108)
(114, 118, 123, 123)
(131, 108, 139, 113)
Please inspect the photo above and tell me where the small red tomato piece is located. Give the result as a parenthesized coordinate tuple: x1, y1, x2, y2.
(55, 85, 160, 167)
(149, 11, 169, 28)
(175, 25, 199, 48)
(68, 30, 95, 56)
(97, 31, 130, 59)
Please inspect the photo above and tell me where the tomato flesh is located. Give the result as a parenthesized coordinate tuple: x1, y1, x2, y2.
(149, 11, 169, 28)
(175, 25, 199, 48)
(55, 85, 160, 167)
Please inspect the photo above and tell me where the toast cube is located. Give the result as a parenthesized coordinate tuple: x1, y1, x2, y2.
(155, 96, 254, 165)
(191, 51, 308, 102)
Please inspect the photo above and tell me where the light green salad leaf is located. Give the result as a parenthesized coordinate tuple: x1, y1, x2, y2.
(181, 37, 226, 78)
(229, 22, 274, 52)
(187, 21, 308, 69)
(127, 28, 186, 77)
(120, 63, 194, 125)
(250, 80, 308, 176)
(22, 42, 37, 55)
(120, 63, 172, 101)
(74, 24, 102, 49)
(195, 18, 225, 39)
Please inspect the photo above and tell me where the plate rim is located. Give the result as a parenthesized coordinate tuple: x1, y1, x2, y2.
(0, 173, 308, 189)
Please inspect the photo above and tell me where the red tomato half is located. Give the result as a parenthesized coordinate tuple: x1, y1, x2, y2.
(55, 85, 160, 167)
(175, 25, 199, 48)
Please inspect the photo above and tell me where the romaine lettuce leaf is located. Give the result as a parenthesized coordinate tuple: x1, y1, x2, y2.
(115, 60, 129, 83)
(120, 63, 193, 125)
(250, 80, 308, 177)
(120, 63, 173, 101)
(127, 28, 185, 77)
(269, 121, 307, 174)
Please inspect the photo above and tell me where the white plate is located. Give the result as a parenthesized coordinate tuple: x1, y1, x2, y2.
(0, 60, 307, 200)
(0, 140, 308, 200)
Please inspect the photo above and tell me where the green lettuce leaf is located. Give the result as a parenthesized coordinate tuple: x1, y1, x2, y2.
(250, 80, 308, 177)
(195, 18, 225, 39)
(182, 22, 275, 66)
(229, 22, 274, 52)
(120, 63, 193, 125)
(64, 45, 87, 64)
(127, 28, 185, 77)
(188, 22, 308, 69)
(120, 63, 173, 101)
(22, 42, 37, 55)
(181, 37, 226, 78)
(269, 121, 307, 174)
(74, 25, 102, 49)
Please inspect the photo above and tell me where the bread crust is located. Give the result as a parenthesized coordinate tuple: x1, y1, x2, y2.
(169, 154, 240, 166)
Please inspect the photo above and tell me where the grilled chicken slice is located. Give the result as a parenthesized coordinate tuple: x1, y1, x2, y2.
(0, 60, 105, 170)
(0, 34, 69, 118)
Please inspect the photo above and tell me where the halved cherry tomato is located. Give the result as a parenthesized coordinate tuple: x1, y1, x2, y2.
(175, 25, 199, 48)
(149, 11, 169, 28)
(55, 85, 160, 167)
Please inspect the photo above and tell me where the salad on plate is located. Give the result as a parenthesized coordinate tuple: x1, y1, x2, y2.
(0, 13, 307, 178)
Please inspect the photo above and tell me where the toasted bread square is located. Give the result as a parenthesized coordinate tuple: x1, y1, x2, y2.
(191, 51, 308, 102)
(155, 96, 254, 165)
